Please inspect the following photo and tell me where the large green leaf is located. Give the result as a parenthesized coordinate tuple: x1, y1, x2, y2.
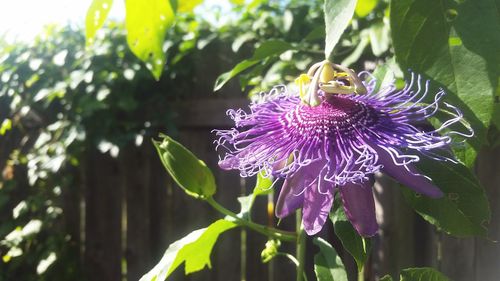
(493, 102, 500, 130)
(140, 219, 236, 281)
(400, 267, 450, 281)
(391, 0, 500, 145)
(402, 158, 490, 237)
(85, 0, 113, 45)
(330, 207, 370, 272)
(153, 134, 216, 199)
(125, 0, 175, 80)
(324, 0, 357, 60)
(313, 237, 348, 281)
(214, 40, 294, 91)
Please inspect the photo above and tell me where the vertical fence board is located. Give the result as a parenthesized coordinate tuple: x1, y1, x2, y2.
(372, 174, 416, 279)
(148, 145, 172, 264)
(474, 146, 500, 281)
(84, 150, 122, 281)
(124, 145, 152, 280)
(438, 235, 475, 281)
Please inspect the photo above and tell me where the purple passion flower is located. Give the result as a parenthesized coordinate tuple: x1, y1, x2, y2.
(214, 62, 471, 236)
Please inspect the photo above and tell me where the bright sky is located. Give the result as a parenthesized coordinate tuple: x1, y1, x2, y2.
(0, 0, 230, 42)
(0, 0, 124, 42)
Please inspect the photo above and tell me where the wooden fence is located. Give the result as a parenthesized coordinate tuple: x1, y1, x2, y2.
(5, 97, 499, 281)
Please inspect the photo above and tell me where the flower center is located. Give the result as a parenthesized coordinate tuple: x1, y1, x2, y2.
(284, 95, 378, 139)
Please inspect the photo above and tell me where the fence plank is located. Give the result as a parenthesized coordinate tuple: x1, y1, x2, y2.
(474, 146, 500, 281)
(438, 235, 475, 281)
(124, 145, 152, 281)
(84, 150, 122, 281)
(372, 174, 416, 279)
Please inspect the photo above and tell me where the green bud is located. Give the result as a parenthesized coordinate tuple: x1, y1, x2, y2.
(261, 239, 281, 263)
(153, 134, 216, 199)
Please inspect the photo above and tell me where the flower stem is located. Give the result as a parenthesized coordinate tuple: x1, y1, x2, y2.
(206, 196, 296, 242)
(276, 252, 299, 267)
(296, 210, 307, 281)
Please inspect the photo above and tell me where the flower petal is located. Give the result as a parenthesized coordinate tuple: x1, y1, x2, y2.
(339, 178, 378, 237)
(302, 178, 335, 235)
(374, 145, 443, 198)
(275, 161, 325, 219)
(275, 170, 306, 219)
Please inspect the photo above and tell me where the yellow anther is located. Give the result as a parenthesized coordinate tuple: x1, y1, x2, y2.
(295, 73, 311, 99)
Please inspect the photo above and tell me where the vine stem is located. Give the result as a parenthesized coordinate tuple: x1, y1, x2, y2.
(206, 196, 297, 242)
(296, 210, 307, 281)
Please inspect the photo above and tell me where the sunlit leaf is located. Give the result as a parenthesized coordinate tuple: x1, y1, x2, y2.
(252, 40, 294, 60)
(125, 0, 175, 80)
(214, 40, 294, 91)
(304, 26, 326, 42)
(253, 172, 273, 196)
(214, 60, 259, 91)
(368, 22, 390, 56)
(371, 64, 395, 94)
(85, 0, 113, 45)
(153, 134, 216, 199)
(355, 0, 378, 18)
(400, 267, 450, 281)
(324, 0, 357, 60)
(391, 0, 500, 146)
(330, 207, 370, 272)
(140, 219, 237, 281)
(177, 0, 203, 13)
(341, 31, 369, 66)
(236, 195, 254, 219)
(313, 237, 348, 281)
(402, 158, 490, 237)
(230, 0, 245, 5)
(0, 118, 12, 135)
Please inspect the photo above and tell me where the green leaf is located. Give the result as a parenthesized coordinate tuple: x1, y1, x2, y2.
(368, 22, 390, 56)
(0, 119, 12, 135)
(253, 172, 273, 197)
(371, 64, 395, 94)
(493, 77, 500, 129)
(153, 134, 216, 199)
(355, 0, 378, 18)
(380, 275, 394, 281)
(391, 0, 500, 145)
(236, 195, 254, 219)
(252, 40, 294, 60)
(452, 143, 477, 168)
(340, 31, 369, 67)
(230, 0, 245, 5)
(177, 0, 203, 13)
(304, 26, 326, 42)
(313, 237, 348, 281)
(324, 0, 357, 60)
(214, 40, 294, 91)
(85, 0, 113, 45)
(214, 60, 259, 91)
(400, 267, 450, 281)
(125, 0, 175, 80)
(140, 219, 236, 281)
(402, 158, 490, 237)
(330, 207, 370, 272)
